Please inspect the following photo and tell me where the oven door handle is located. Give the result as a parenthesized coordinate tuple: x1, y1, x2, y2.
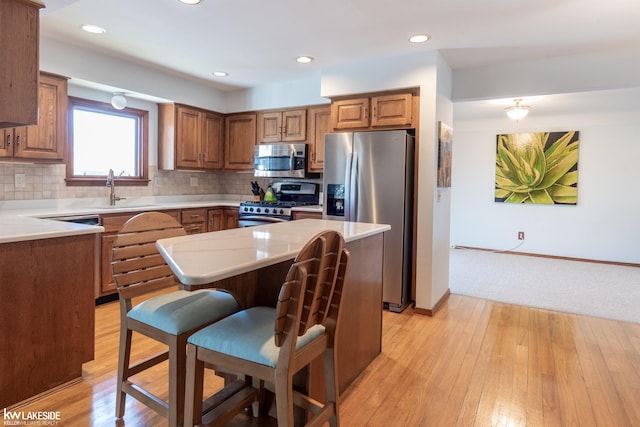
(239, 215, 289, 223)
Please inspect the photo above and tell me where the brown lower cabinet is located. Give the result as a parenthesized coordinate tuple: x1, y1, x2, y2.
(99, 207, 239, 298)
(208, 207, 239, 231)
(181, 208, 207, 234)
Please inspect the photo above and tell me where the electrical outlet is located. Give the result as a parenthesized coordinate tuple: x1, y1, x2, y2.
(190, 177, 198, 187)
(15, 173, 26, 188)
(518, 231, 525, 240)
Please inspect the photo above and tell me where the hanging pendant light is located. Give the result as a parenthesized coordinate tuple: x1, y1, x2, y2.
(505, 98, 530, 120)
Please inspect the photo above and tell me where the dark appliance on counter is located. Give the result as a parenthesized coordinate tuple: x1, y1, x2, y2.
(238, 181, 318, 227)
(254, 143, 308, 178)
(324, 130, 415, 312)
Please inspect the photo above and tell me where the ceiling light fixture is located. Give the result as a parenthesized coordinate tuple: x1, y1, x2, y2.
(409, 34, 430, 43)
(296, 56, 314, 64)
(111, 93, 127, 110)
(81, 24, 106, 34)
(178, 0, 203, 4)
(505, 98, 530, 121)
(212, 71, 228, 77)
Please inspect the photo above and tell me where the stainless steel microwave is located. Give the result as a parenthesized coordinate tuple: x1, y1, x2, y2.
(254, 143, 308, 178)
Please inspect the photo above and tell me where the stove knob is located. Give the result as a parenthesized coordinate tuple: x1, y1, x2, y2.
(249, 207, 254, 212)
(264, 208, 270, 214)
(257, 208, 261, 213)
(279, 209, 285, 215)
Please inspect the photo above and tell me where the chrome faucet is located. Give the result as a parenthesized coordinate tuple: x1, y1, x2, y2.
(106, 169, 126, 206)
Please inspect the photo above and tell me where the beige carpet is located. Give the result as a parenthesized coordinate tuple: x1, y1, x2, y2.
(449, 248, 640, 324)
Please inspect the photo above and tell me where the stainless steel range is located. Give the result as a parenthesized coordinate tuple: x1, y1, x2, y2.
(238, 181, 319, 227)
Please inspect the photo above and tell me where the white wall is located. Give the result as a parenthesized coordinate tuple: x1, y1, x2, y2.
(452, 48, 640, 101)
(40, 37, 228, 112)
(224, 73, 329, 112)
(431, 54, 454, 306)
(451, 87, 640, 264)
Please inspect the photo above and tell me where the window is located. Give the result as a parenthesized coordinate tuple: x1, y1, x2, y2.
(66, 96, 149, 186)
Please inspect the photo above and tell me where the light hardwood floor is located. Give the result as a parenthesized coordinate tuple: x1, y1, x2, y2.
(10, 294, 640, 426)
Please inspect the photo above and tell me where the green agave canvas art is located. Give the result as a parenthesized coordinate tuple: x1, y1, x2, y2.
(495, 131, 579, 205)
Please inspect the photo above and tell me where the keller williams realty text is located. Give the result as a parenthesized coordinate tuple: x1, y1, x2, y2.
(3, 409, 61, 425)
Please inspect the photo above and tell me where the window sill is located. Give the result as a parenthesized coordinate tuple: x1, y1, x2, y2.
(65, 177, 150, 187)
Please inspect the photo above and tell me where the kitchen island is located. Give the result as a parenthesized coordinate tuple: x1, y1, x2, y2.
(156, 218, 390, 395)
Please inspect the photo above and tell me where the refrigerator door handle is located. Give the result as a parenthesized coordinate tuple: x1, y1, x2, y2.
(344, 152, 353, 221)
(348, 151, 358, 221)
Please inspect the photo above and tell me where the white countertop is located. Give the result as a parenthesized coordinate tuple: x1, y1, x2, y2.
(156, 218, 390, 285)
(0, 215, 104, 244)
(0, 195, 245, 244)
(0, 196, 322, 244)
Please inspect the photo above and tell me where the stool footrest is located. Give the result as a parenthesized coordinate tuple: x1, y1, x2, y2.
(201, 381, 258, 427)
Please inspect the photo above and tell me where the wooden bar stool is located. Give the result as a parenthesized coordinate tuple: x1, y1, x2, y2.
(111, 211, 240, 427)
(184, 229, 350, 427)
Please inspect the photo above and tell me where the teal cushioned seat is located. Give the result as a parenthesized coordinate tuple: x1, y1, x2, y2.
(127, 289, 239, 335)
(187, 306, 326, 368)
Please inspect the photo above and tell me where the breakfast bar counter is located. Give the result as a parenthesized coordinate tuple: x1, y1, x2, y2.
(156, 218, 390, 395)
(156, 218, 389, 285)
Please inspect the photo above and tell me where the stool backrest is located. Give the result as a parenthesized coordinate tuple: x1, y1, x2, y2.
(111, 212, 187, 305)
(274, 230, 348, 347)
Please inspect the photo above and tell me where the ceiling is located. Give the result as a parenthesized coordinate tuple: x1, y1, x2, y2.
(40, 0, 640, 93)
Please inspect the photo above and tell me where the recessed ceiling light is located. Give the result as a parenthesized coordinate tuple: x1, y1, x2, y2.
(178, 0, 203, 4)
(81, 24, 106, 34)
(409, 34, 430, 43)
(296, 56, 314, 64)
(212, 71, 228, 77)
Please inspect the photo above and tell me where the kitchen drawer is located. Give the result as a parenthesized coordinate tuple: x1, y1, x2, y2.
(183, 222, 206, 234)
(181, 208, 207, 224)
(292, 210, 322, 220)
(100, 213, 136, 233)
(100, 210, 180, 233)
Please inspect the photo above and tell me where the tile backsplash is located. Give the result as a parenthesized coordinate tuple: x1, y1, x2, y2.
(0, 163, 277, 202)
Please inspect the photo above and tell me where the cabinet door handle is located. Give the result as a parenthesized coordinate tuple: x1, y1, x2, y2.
(15, 135, 20, 146)
(364, 108, 369, 120)
(6, 134, 11, 146)
(373, 107, 377, 118)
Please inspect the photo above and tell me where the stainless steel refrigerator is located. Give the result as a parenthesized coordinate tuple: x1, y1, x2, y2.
(323, 130, 414, 312)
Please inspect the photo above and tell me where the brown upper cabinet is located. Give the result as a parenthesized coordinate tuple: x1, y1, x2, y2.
(257, 109, 306, 143)
(158, 103, 224, 171)
(0, 0, 44, 129)
(307, 105, 331, 172)
(331, 92, 414, 130)
(0, 72, 68, 161)
(224, 113, 257, 170)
